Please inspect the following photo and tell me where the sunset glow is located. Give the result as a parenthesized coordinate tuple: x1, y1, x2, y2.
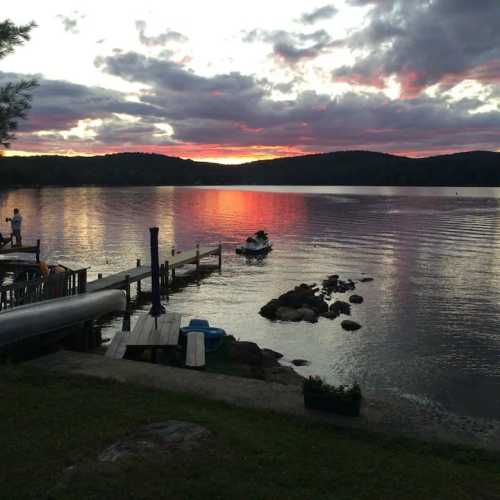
(1, 0, 499, 162)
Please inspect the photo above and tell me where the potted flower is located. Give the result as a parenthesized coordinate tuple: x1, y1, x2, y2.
(303, 376, 362, 417)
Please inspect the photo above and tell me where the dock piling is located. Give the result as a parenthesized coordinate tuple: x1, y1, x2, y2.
(196, 243, 200, 272)
(218, 242, 222, 270)
(124, 274, 131, 307)
(136, 259, 142, 294)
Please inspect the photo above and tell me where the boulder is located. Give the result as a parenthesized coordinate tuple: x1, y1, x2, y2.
(259, 299, 282, 320)
(275, 306, 304, 322)
(321, 310, 340, 320)
(261, 348, 283, 359)
(341, 320, 362, 331)
(98, 421, 210, 462)
(330, 301, 351, 315)
(292, 359, 310, 366)
(227, 341, 263, 365)
(296, 307, 319, 323)
(349, 294, 364, 304)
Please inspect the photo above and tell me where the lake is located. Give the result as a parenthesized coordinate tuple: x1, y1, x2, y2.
(1, 185, 500, 420)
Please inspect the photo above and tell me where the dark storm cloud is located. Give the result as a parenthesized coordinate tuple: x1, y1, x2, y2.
(5, 43, 500, 155)
(0, 71, 165, 150)
(300, 5, 338, 24)
(95, 51, 500, 153)
(243, 28, 336, 64)
(334, 0, 500, 95)
(135, 20, 188, 47)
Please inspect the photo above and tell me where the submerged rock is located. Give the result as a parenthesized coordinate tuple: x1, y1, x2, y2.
(349, 294, 364, 304)
(341, 320, 362, 331)
(292, 359, 310, 366)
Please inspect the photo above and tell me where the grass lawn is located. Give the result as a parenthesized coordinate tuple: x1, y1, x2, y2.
(1, 365, 499, 500)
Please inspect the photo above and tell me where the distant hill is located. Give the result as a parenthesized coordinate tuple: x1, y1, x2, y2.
(0, 150, 499, 187)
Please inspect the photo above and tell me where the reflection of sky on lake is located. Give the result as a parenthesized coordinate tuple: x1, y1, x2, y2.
(1, 185, 500, 419)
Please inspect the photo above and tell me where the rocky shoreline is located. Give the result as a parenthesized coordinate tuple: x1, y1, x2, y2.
(259, 274, 372, 331)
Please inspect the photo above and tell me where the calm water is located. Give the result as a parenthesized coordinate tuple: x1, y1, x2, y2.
(2, 185, 500, 419)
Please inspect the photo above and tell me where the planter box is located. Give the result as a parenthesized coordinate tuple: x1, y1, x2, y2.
(303, 392, 361, 417)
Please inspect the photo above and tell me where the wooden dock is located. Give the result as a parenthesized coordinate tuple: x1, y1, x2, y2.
(0, 239, 40, 262)
(106, 312, 182, 360)
(87, 244, 222, 295)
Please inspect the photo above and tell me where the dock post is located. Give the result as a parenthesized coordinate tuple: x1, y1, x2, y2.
(136, 259, 141, 294)
(171, 246, 175, 257)
(160, 264, 165, 288)
(165, 260, 169, 296)
(218, 242, 222, 270)
(196, 243, 200, 272)
(77, 269, 87, 294)
(98, 273, 103, 280)
(36, 239, 40, 263)
(124, 274, 131, 308)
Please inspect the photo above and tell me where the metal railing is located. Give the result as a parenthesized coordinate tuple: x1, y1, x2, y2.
(0, 269, 87, 311)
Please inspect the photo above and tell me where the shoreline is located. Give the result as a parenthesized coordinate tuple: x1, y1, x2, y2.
(29, 350, 500, 452)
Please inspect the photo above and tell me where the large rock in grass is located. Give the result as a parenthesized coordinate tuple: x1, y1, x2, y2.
(98, 421, 210, 462)
(341, 320, 362, 331)
(227, 341, 263, 365)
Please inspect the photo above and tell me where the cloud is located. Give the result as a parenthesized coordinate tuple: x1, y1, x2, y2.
(95, 52, 500, 154)
(56, 13, 85, 34)
(5, 45, 500, 157)
(300, 5, 337, 24)
(135, 20, 188, 47)
(243, 28, 337, 64)
(334, 0, 500, 96)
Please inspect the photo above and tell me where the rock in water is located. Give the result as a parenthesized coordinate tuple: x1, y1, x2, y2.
(259, 299, 282, 320)
(275, 306, 304, 322)
(349, 295, 364, 304)
(261, 348, 284, 359)
(360, 277, 374, 283)
(296, 307, 319, 323)
(330, 301, 351, 316)
(321, 310, 340, 320)
(227, 341, 264, 365)
(292, 359, 310, 366)
(341, 320, 362, 331)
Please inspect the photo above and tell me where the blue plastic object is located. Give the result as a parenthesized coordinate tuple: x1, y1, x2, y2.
(180, 319, 226, 352)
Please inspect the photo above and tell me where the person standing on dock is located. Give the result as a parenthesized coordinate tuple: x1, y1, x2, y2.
(6, 208, 22, 246)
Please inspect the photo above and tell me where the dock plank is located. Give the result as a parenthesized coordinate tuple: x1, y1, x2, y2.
(127, 312, 181, 347)
(105, 331, 129, 359)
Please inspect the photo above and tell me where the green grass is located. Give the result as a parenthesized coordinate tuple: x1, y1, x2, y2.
(0, 365, 499, 500)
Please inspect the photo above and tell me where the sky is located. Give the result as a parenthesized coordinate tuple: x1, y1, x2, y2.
(1, 0, 499, 163)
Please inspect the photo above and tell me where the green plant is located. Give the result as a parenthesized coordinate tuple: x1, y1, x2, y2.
(303, 376, 362, 402)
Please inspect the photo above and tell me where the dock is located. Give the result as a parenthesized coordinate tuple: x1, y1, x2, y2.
(105, 311, 182, 360)
(86, 244, 222, 295)
(0, 239, 40, 262)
